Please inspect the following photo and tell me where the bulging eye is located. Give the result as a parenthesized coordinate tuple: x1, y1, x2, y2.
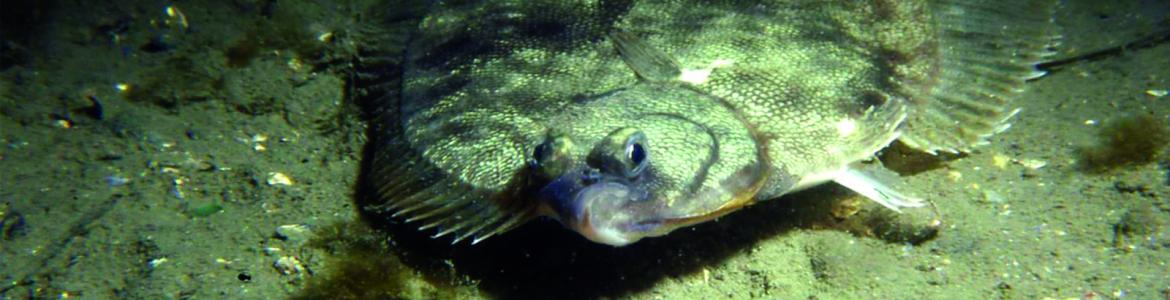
(532, 142, 552, 166)
(628, 143, 646, 165)
(589, 128, 649, 179)
(532, 136, 573, 179)
(624, 133, 649, 177)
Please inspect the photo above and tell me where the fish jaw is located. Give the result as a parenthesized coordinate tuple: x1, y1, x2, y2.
(539, 168, 660, 246)
(540, 163, 769, 246)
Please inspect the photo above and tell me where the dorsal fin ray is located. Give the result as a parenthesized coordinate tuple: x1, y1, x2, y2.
(609, 31, 682, 82)
(896, 0, 1060, 153)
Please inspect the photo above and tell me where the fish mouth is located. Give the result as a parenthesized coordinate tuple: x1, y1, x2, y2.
(538, 163, 767, 246)
(539, 167, 659, 246)
(572, 181, 661, 245)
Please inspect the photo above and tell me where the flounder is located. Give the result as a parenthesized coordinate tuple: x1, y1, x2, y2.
(360, 0, 1058, 246)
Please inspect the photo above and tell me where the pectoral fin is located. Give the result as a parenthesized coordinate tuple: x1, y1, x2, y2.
(833, 166, 925, 213)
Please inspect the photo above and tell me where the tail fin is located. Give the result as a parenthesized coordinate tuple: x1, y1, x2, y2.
(897, 0, 1061, 153)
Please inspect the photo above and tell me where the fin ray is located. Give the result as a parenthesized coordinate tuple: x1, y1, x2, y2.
(352, 1, 543, 244)
(897, 0, 1060, 153)
(609, 31, 682, 82)
(834, 167, 924, 213)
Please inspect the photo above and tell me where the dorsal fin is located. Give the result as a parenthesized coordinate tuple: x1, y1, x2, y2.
(364, 111, 543, 245)
(609, 31, 681, 82)
(896, 0, 1060, 153)
(350, 1, 542, 245)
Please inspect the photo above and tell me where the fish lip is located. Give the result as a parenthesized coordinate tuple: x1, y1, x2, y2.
(572, 181, 644, 246)
(576, 207, 634, 246)
(538, 170, 591, 223)
(538, 168, 653, 246)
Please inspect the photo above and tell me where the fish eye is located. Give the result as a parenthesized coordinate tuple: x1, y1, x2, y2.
(628, 143, 646, 165)
(532, 136, 573, 179)
(588, 128, 649, 179)
(532, 142, 551, 165)
(624, 133, 649, 176)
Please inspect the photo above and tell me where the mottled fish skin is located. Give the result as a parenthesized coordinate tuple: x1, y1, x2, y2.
(374, 0, 1053, 245)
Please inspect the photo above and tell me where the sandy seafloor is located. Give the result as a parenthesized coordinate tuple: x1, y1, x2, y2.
(1, 0, 1168, 299)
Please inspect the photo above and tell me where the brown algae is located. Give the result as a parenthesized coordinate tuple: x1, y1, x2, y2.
(1077, 113, 1170, 173)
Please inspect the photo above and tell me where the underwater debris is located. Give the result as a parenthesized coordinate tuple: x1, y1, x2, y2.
(274, 255, 307, 276)
(105, 175, 129, 187)
(223, 4, 330, 69)
(876, 142, 961, 176)
(187, 202, 223, 217)
(1, 202, 28, 240)
(1113, 207, 1164, 251)
(124, 56, 225, 109)
(275, 224, 312, 245)
(225, 34, 263, 68)
(164, 5, 189, 32)
(1113, 181, 1156, 198)
(267, 172, 294, 186)
(865, 205, 942, 245)
(1076, 113, 1170, 173)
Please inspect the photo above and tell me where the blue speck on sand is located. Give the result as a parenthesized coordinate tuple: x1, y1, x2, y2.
(106, 176, 130, 187)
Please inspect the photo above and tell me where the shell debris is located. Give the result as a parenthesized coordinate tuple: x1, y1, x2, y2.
(1014, 158, 1047, 170)
(266, 172, 294, 186)
(991, 154, 1011, 169)
(273, 256, 305, 275)
(164, 5, 189, 30)
(275, 224, 311, 244)
(148, 257, 168, 269)
(253, 134, 268, 151)
(946, 170, 963, 182)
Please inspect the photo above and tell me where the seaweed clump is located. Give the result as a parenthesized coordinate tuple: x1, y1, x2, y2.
(291, 222, 475, 300)
(1077, 113, 1170, 173)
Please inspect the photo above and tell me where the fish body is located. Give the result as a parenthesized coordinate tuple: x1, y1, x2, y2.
(365, 0, 1057, 245)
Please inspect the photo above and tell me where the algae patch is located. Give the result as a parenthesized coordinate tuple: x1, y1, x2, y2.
(291, 222, 476, 300)
(186, 202, 223, 217)
(1077, 113, 1170, 173)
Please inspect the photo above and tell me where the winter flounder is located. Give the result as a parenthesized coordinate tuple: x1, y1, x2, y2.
(358, 0, 1059, 246)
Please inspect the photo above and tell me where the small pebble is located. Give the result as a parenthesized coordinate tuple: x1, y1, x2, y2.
(274, 224, 311, 244)
(983, 190, 1005, 203)
(148, 257, 168, 268)
(105, 175, 130, 187)
(992, 154, 1010, 169)
(1015, 159, 1048, 170)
